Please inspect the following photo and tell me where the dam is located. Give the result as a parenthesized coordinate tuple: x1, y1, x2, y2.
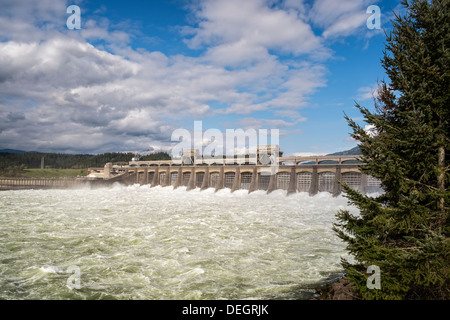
(0, 146, 381, 195)
(0, 147, 369, 299)
(93, 148, 381, 196)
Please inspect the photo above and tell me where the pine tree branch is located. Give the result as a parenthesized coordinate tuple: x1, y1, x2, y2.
(401, 176, 444, 192)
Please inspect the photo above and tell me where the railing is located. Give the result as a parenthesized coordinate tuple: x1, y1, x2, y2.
(125, 155, 362, 167)
(0, 177, 87, 190)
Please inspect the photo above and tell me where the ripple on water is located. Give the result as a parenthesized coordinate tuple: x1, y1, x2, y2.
(0, 186, 357, 300)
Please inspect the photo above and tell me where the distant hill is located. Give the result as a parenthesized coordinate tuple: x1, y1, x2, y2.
(327, 146, 361, 156)
(0, 150, 171, 169)
(0, 149, 37, 154)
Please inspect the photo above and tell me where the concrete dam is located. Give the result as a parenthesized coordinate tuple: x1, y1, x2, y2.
(96, 154, 381, 197)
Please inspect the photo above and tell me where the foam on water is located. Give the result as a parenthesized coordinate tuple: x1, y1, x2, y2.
(0, 185, 358, 300)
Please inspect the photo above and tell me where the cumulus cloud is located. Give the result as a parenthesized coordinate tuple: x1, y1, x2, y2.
(184, 0, 328, 59)
(364, 124, 378, 137)
(236, 117, 298, 130)
(0, 39, 140, 91)
(309, 0, 377, 39)
(0, 0, 67, 42)
(0, 0, 373, 154)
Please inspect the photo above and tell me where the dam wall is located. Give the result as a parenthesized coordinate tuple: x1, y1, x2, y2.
(108, 163, 382, 196)
(0, 156, 382, 196)
(0, 177, 110, 190)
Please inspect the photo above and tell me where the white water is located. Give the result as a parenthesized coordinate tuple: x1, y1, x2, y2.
(0, 184, 358, 300)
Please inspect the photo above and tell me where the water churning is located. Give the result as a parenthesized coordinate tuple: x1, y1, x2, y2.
(0, 184, 358, 300)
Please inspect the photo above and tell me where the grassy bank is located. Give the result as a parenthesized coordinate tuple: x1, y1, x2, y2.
(1, 168, 88, 178)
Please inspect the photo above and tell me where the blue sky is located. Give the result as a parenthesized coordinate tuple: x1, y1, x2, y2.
(0, 0, 401, 156)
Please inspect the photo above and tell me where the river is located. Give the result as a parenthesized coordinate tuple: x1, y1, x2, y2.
(0, 184, 358, 300)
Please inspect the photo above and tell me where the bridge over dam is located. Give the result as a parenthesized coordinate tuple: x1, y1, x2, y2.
(96, 155, 382, 196)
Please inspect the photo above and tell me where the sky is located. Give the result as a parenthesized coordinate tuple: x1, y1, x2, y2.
(0, 0, 402, 156)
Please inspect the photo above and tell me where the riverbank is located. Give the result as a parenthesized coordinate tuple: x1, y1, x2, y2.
(0, 168, 88, 178)
(313, 276, 361, 300)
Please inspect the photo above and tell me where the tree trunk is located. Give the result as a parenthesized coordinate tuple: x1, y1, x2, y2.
(437, 113, 446, 224)
(437, 145, 445, 216)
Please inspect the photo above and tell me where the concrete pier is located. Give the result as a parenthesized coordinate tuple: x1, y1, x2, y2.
(215, 166, 225, 192)
(201, 166, 209, 190)
(287, 167, 297, 195)
(248, 167, 258, 194)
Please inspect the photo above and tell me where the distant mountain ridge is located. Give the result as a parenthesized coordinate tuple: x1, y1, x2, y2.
(0, 149, 38, 154)
(327, 146, 361, 156)
(0, 149, 171, 169)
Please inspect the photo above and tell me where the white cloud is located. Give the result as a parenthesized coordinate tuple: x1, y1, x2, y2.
(0, 38, 140, 91)
(0, 0, 358, 154)
(236, 117, 301, 131)
(364, 124, 378, 137)
(356, 83, 381, 101)
(185, 0, 328, 59)
(0, 0, 66, 42)
(309, 0, 376, 39)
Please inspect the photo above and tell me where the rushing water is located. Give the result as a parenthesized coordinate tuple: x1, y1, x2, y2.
(0, 184, 359, 300)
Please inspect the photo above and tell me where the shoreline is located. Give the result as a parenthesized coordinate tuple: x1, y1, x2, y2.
(313, 275, 361, 300)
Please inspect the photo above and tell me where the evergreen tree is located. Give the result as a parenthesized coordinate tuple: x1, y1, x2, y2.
(334, 0, 449, 299)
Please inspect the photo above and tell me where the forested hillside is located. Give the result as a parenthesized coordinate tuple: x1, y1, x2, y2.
(0, 151, 171, 170)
